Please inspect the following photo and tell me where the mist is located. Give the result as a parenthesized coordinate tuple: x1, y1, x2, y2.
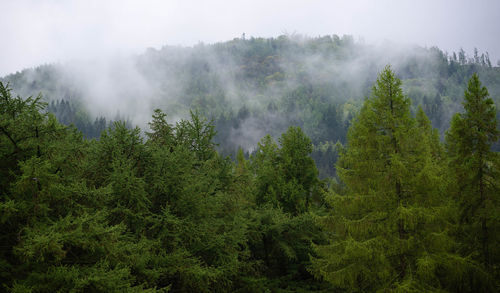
(2, 35, 475, 153)
(2, 1, 500, 154)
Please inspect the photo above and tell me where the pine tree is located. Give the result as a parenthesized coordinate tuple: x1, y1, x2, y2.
(251, 127, 320, 215)
(252, 134, 282, 208)
(311, 66, 458, 291)
(278, 126, 319, 214)
(446, 73, 500, 289)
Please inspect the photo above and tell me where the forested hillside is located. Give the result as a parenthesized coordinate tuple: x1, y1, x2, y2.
(1, 35, 500, 292)
(2, 35, 500, 177)
(1, 64, 499, 291)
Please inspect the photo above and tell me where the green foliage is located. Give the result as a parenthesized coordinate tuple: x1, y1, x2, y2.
(311, 66, 461, 292)
(252, 134, 282, 208)
(1, 85, 253, 291)
(251, 127, 320, 215)
(446, 73, 500, 290)
(1, 52, 500, 292)
(242, 205, 330, 292)
(278, 127, 319, 213)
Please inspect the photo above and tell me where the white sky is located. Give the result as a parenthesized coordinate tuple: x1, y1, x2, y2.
(1, 0, 500, 76)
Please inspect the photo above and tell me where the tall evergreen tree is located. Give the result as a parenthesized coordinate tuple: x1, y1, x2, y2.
(311, 66, 458, 291)
(446, 73, 500, 289)
(278, 126, 319, 214)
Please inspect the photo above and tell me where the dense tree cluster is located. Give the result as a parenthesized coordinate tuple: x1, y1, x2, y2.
(0, 81, 329, 292)
(310, 67, 499, 292)
(47, 100, 118, 139)
(1, 64, 499, 292)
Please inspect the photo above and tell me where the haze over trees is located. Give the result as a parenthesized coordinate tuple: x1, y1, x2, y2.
(1, 36, 499, 292)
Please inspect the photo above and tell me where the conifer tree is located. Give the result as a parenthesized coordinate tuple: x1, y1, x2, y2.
(252, 134, 282, 208)
(278, 126, 319, 214)
(311, 66, 458, 291)
(251, 127, 320, 215)
(446, 73, 500, 289)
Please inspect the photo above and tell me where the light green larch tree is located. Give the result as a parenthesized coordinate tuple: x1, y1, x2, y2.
(446, 73, 500, 291)
(311, 66, 459, 292)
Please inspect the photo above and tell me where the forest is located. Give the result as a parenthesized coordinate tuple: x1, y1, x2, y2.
(3, 35, 500, 177)
(1, 35, 499, 292)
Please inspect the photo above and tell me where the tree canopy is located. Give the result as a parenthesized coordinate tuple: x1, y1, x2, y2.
(1, 59, 499, 292)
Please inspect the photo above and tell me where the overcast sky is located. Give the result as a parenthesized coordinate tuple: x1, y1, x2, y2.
(2, 0, 499, 76)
